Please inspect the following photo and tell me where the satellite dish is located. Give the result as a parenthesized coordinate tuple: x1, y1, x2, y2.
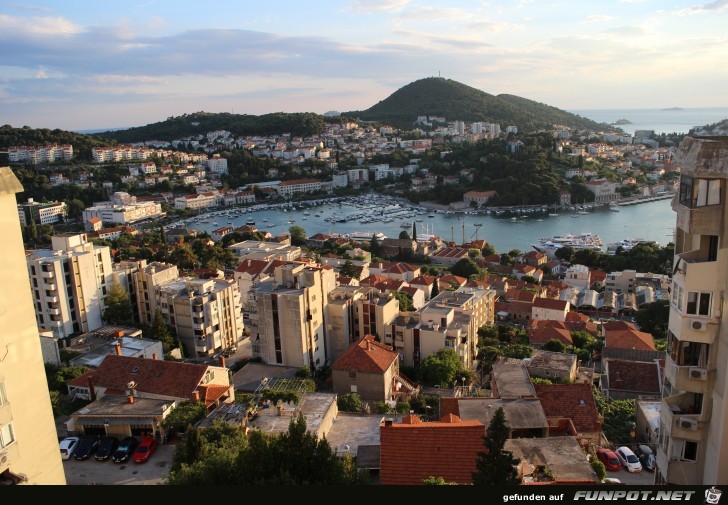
(342, 444, 350, 452)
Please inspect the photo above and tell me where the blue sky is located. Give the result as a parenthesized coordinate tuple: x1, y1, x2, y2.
(2, 0, 728, 131)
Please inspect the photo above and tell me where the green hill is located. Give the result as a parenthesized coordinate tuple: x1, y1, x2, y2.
(93, 111, 329, 143)
(343, 77, 609, 132)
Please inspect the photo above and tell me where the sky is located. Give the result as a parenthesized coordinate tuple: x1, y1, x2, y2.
(2, 0, 728, 131)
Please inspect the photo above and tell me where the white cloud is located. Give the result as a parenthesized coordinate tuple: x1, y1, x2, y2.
(396, 6, 470, 21)
(349, 0, 409, 13)
(0, 14, 83, 35)
(34, 70, 47, 78)
(583, 14, 615, 23)
(664, 0, 728, 15)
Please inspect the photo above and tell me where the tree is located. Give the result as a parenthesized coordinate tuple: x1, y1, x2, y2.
(450, 257, 480, 278)
(423, 476, 457, 485)
(289, 225, 307, 246)
(472, 406, 520, 485)
(555, 246, 574, 263)
(635, 299, 669, 340)
(543, 339, 566, 353)
(339, 260, 360, 280)
(482, 242, 496, 257)
(430, 278, 440, 298)
(102, 279, 133, 325)
(392, 290, 414, 311)
(502, 344, 535, 359)
(66, 198, 85, 221)
(162, 401, 208, 435)
(590, 455, 606, 482)
(151, 308, 178, 353)
(369, 233, 381, 257)
(398, 230, 410, 240)
(420, 348, 464, 387)
(337, 393, 363, 412)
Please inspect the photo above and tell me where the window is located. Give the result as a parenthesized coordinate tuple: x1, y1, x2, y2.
(348, 371, 357, 380)
(0, 382, 7, 405)
(0, 422, 15, 449)
(686, 292, 711, 316)
(671, 440, 698, 462)
(672, 284, 684, 311)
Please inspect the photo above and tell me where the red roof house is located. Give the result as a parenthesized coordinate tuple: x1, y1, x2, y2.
(379, 413, 485, 485)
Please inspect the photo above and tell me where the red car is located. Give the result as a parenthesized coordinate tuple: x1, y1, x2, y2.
(597, 448, 622, 472)
(133, 437, 158, 464)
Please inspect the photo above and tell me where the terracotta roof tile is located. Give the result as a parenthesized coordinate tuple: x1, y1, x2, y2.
(67, 355, 210, 400)
(331, 335, 397, 374)
(379, 415, 485, 485)
(530, 327, 573, 346)
(605, 329, 655, 351)
(534, 383, 602, 433)
(533, 298, 570, 311)
(606, 359, 661, 394)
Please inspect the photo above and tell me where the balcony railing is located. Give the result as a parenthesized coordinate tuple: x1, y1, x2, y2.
(673, 197, 723, 236)
(664, 358, 710, 394)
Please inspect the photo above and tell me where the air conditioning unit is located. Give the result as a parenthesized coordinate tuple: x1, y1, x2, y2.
(689, 367, 708, 381)
(690, 319, 708, 331)
(679, 417, 699, 431)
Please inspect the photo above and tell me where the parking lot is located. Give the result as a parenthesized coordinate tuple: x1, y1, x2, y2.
(604, 468, 656, 485)
(63, 442, 176, 485)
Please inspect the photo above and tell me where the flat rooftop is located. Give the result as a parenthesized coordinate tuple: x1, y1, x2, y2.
(505, 436, 598, 483)
(248, 392, 336, 437)
(457, 398, 549, 431)
(232, 362, 298, 392)
(326, 412, 397, 458)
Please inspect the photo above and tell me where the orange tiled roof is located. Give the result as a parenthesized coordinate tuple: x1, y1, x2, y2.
(68, 355, 209, 400)
(606, 359, 661, 394)
(605, 329, 655, 351)
(332, 335, 397, 374)
(379, 414, 485, 485)
(530, 327, 573, 346)
(534, 383, 602, 434)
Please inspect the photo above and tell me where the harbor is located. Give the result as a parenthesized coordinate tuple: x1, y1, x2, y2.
(171, 192, 677, 255)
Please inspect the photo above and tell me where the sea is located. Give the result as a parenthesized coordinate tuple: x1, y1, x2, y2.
(177, 196, 677, 255)
(568, 107, 728, 135)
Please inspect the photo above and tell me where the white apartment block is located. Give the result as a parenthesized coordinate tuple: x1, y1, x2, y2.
(92, 146, 155, 163)
(347, 168, 369, 184)
(8, 144, 73, 164)
(563, 264, 591, 290)
(0, 166, 67, 484)
(275, 178, 322, 197)
(207, 154, 228, 174)
(248, 264, 335, 368)
(17, 198, 67, 226)
(83, 192, 164, 225)
(174, 192, 218, 210)
(657, 136, 728, 485)
(26, 233, 113, 339)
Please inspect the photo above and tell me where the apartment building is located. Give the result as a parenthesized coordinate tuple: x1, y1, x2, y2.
(174, 192, 218, 210)
(26, 232, 112, 339)
(8, 144, 73, 164)
(132, 262, 242, 357)
(657, 136, 728, 485)
(0, 166, 66, 484)
(248, 263, 335, 368)
(17, 198, 67, 226)
(82, 191, 164, 225)
(389, 287, 496, 368)
(275, 178, 322, 197)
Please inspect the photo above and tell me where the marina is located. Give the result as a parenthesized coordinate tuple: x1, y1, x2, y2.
(171, 193, 676, 254)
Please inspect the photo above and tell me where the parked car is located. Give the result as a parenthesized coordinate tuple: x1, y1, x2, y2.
(602, 477, 624, 485)
(111, 437, 139, 464)
(59, 437, 80, 460)
(74, 435, 101, 460)
(94, 436, 119, 462)
(596, 448, 622, 472)
(637, 445, 656, 472)
(615, 446, 643, 472)
(133, 437, 158, 464)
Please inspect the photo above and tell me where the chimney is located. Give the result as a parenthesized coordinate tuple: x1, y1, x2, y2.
(87, 375, 96, 401)
(191, 390, 200, 402)
(114, 342, 122, 356)
(152, 353, 158, 360)
(384, 420, 393, 427)
(127, 394, 134, 404)
(114, 330, 124, 339)
(219, 356, 226, 368)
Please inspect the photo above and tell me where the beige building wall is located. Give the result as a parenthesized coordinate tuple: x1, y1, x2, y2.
(132, 261, 179, 326)
(657, 136, 728, 485)
(332, 367, 395, 401)
(0, 167, 66, 484)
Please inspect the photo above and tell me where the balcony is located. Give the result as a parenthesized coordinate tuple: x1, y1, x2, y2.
(0, 442, 20, 473)
(663, 358, 710, 394)
(41, 270, 54, 279)
(47, 296, 59, 304)
(48, 307, 61, 316)
(668, 310, 718, 345)
(672, 198, 723, 236)
(46, 283, 57, 291)
(0, 402, 12, 426)
(673, 250, 721, 293)
(662, 394, 705, 442)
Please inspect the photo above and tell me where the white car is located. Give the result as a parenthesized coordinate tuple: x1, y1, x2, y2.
(615, 446, 642, 472)
(59, 436, 80, 460)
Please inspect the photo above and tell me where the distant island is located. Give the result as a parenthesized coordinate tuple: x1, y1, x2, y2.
(612, 118, 632, 125)
(662, 107, 684, 111)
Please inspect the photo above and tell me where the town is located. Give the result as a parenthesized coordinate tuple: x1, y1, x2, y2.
(0, 114, 725, 487)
